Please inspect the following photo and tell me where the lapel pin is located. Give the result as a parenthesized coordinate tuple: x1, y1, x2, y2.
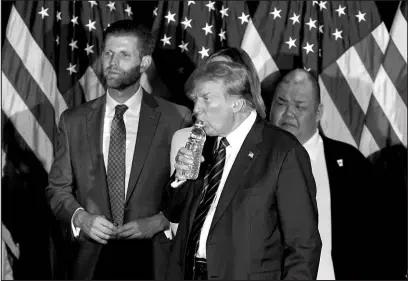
(248, 152, 254, 158)
(337, 159, 343, 167)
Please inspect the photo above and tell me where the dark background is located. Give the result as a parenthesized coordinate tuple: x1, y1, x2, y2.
(1, 1, 405, 280)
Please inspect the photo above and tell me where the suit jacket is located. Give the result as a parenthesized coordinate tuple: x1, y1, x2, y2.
(45, 89, 192, 279)
(321, 135, 381, 280)
(164, 117, 322, 280)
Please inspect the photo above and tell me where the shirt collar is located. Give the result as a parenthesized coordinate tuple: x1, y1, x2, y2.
(218, 110, 257, 150)
(302, 129, 322, 162)
(106, 86, 143, 116)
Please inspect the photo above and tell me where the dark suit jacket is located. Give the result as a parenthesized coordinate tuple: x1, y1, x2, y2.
(321, 135, 382, 280)
(45, 89, 192, 279)
(164, 117, 322, 280)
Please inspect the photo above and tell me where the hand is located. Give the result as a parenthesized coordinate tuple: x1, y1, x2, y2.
(116, 213, 169, 240)
(73, 210, 117, 244)
(174, 147, 204, 181)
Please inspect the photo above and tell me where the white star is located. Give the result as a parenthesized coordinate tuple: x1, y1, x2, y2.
(285, 37, 297, 49)
(332, 28, 343, 40)
(55, 35, 60, 45)
(238, 12, 250, 25)
(178, 41, 189, 53)
(303, 42, 314, 54)
(165, 10, 176, 24)
(38, 7, 49, 19)
(85, 19, 96, 32)
(160, 34, 171, 46)
(312, 1, 319, 6)
(318, 1, 327, 11)
(218, 29, 226, 41)
(88, 1, 98, 8)
(69, 39, 78, 51)
(181, 17, 192, 29)
(335, 5, 346, 17)
(198, 46, 210, 59)
(85, 43, 94, 55)
(289, 12, 300, 25)
(304, 66, 311, 72)
(356, 11, 366, 22)
(202, 23, 213, 35)
(153, 7, 158, 17)
(71, 15, 79, 26)
(125, 5, 133, 17)
(107, 1, 116, 12)
(66, 63, 77, 75)
(205, 1, 216, 12)
(319, 25, 324, 33)
(305, 17, 317, 30)
(188, 1, 195, 6)
(56, 11, 62, 21)
(220, 6, 229, 18)
(270, 7, 282, 19)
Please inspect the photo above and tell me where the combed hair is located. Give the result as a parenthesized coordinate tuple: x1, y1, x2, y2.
(187, 61, 259, 114)
(102, 19, 154, 57)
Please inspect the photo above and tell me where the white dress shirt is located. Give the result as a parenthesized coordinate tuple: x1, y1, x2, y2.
(303, 130, 336, 280)
(196, 110, 257, 258)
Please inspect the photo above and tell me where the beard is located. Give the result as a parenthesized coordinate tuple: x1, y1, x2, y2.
(104, 64, 141, 91)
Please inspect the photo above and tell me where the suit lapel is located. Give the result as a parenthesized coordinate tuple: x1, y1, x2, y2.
(86, 94, 112, 220)
(125, 90, 161, 204)
(209, 117, 264, 234)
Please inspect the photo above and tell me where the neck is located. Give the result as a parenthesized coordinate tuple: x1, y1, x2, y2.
(222, 110, 252, 137)
(108, 81, 140, 103)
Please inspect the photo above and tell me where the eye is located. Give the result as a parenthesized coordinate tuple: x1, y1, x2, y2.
(103, 51, 112, 57)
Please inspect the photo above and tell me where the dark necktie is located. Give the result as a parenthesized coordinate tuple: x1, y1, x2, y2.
(185, 137, 229, 261)
(107, 104, 128, 226)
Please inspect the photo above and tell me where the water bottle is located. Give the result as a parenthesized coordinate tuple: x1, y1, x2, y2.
(183, 121, 206, 180)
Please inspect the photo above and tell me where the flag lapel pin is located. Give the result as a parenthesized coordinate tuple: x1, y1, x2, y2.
(337, 159, 343, 167)
(248, 151, 254, 158)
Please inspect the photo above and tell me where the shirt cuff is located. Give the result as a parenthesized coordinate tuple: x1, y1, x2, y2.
(171, 178, 187, 188)
(71, 207, 84, 238)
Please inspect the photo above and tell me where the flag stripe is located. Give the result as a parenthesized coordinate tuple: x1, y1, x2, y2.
(359, 125, 381, 157)
(7, 5, 68, 124)
(79, 65, 105, 102)
(320, 62, 366, 146)
(373, 65, 407, 145)
(381, 39, 408, 105)
(390, 2, 407, 63)
(365, 94, 404, 147)
(337, 46, 374, 113)
(319, 76, 359, 149)
(353, 31, 385, 82)
(2, 40, 56, 144)
(2, 73, 53, 172)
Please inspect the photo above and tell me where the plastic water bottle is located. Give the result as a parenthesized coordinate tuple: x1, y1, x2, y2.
(183, 121, 206, 180)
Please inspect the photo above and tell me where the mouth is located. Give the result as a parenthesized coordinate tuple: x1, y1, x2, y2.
(280, 121, 297, 128)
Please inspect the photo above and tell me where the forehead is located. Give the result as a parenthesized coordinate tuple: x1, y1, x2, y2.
(104, 35, 139, 49)
(276, 82, 314, 102)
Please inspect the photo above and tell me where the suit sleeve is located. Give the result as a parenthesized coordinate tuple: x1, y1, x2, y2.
(276, 144, 322, 280)
(162, 172, 192, 223)
(45, 111, 82, 228)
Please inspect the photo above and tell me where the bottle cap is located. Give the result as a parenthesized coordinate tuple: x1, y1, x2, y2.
(195, 120, 204, 127)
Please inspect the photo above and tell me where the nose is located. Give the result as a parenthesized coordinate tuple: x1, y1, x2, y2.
(109, 54, 119, 67)
(193, 102, 202, 116)
(283, 104, 296, 118)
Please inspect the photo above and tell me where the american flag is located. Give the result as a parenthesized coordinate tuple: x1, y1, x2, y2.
(152, 1, 407, 159)
(1, 1, 132, 278)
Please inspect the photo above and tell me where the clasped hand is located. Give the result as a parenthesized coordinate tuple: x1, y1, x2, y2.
(174, 147, 205, 181)
(75, 210, 168, 244)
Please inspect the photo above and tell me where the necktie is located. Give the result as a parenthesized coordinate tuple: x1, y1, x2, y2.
(186, 137, 229, 261)
(107, 104, 128, 226)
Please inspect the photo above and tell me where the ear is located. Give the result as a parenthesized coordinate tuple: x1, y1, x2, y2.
(232, 98, 245, 113)
(140, 55, 152, 72)
(316, 103, 324, 123)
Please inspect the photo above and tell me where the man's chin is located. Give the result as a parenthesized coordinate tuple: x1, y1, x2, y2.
(280, 124, 298, 135)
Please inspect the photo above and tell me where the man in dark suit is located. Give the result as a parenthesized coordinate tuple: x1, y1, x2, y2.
(270, 68, 380, 280)
(164, 61, 322, 280)
(45, 20, 192, 280)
